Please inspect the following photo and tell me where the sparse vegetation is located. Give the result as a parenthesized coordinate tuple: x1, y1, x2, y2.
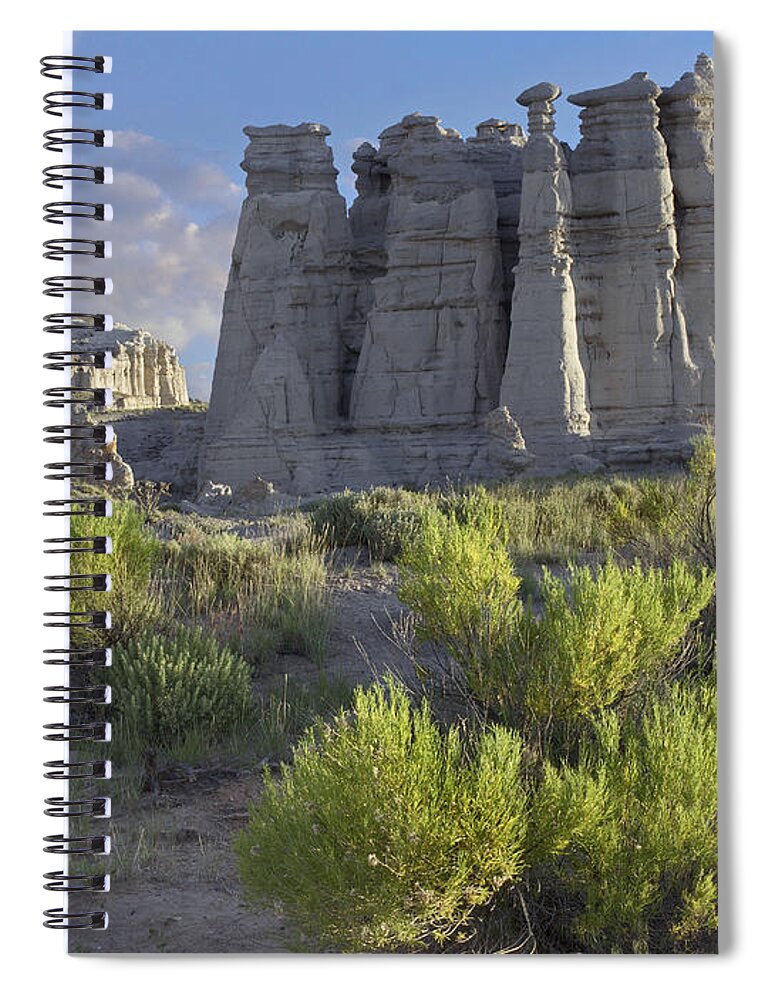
(85, 430, 716, 953)
(111, 628, 252, 768)
(71, 498, 334, 664)
(236, 680, 530, 951)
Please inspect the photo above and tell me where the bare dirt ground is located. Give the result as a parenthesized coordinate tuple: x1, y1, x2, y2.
(70, 556, 412, 954)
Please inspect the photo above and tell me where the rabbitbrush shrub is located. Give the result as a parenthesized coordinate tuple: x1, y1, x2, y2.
(528, 681, 717, 952)
(235, 680, 529, 951)
(111, 628, 252, 763)
(398, 505, 714, 731)
(235, 678, 717, 953)
(397, 501, 521, 704)
(517, 558, 715, 728)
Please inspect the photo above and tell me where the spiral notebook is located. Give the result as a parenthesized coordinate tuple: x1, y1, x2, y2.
(43, 29, 717, 954)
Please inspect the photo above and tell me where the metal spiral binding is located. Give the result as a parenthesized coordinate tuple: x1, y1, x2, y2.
(43, 312, 109, 335)
(42, 53, 111, 932)
(44, 201, 109, 223)
(43, 129, 108, 153)
(43, 424, 114, 444)
(43, 164, 108, 188)
(43, 239, 109, 259)
(41, 55, 108, 79)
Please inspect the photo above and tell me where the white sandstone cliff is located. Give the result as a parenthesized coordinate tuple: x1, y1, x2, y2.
(73, 322, 189, 410)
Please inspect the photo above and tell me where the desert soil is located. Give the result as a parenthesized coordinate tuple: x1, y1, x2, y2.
(70, 556, 413, 954)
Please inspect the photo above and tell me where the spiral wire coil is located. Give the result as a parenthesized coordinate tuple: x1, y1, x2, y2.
(42, 53, 112, 933)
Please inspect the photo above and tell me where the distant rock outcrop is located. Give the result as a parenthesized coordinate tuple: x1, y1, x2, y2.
(71, 323, 199, 496)
(200, 56, 715, 494)
(73, 322, 189, 410)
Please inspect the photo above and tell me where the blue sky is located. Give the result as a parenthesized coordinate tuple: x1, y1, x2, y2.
(73, 30, 713, 399)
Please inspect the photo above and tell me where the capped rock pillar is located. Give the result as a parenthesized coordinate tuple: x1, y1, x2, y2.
(498, 83, 590, 470)
(199, 123, 354, 491)
(658, 54, 715, 416)
(567, 73, 700, 462)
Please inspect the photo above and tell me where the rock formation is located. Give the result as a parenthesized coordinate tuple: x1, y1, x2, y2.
(348, 113, 509, 479)
(466, 118, 526, 315)
(73, 322, 189, 410)
(200, 56, 715, 494)
(658, 54, 715, 413)
(498, 83, 590, 469)
(70, 408, 135, 493)
(567, 71, 700, 464)
(199, 123, 357, 494)
(89, 408, 206, 497)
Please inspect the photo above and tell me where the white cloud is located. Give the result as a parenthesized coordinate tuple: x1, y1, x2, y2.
(70, 128, 375, 396)
(73, 131, 243, 393)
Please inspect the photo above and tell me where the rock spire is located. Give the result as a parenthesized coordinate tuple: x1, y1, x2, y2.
(200, 58, 715, 493)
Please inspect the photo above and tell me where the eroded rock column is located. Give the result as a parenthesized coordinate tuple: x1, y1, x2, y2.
(466, 119, 526, 319)
(568, 73, 699, 462)
(658, 54, 715, 416)
(349, 114, 508, 479)
(498, 83, 590, 469)
(344, 141, 392, 416)
(199, 123, 353, 491)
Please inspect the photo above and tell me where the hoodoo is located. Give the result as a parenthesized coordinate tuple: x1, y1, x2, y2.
(200, 56, 715, 494)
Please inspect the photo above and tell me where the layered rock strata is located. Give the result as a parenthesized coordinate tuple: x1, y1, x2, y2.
(567, 72, 701, 463)
(498, 83, 590, 468)
(658, 55, 715, 413)
(199, 123, 357, 493)
(201, 58, 714, 494)
(348, 113, 509, 481)
(73, 323, 189, 410)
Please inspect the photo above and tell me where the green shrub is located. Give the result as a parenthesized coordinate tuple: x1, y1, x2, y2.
(71, 500, 163, 641)
(310, 486, 433, 560)
(235, 680, 529, 951)
(604, 478, 682, 548)
(397, 504, 521, 704)
(517, 558, 715, 727)
(111, 629, 252, 764)
(529, 682, 717, 952)
(398, 506, 714, 732)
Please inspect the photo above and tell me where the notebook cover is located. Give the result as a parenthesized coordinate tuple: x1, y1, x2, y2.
(60, 29, 716, 954)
